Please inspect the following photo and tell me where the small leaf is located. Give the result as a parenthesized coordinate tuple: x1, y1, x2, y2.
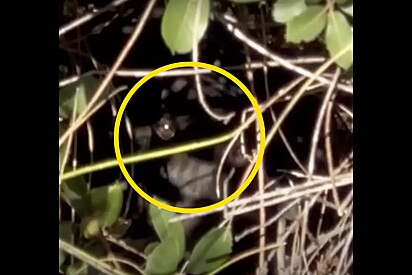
(144, 241, 160, 256)
(187, 227, 233, 274)
(59, 75, 109, 119)
(90, 181, 124, 228)
(285, 5, 327, 43)
(325, 10, 353, 70)
(61, 177, 91, 217)
(272, 0, 307, 23)
(148, 203, 186, 261)
(59, 221, 73, 267)
(161, 0, 210, 55)
(81, 216, 101, 239)
(144, 237, 181, 275)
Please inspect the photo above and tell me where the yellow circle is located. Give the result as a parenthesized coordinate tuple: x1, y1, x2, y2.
(114, 62, 266, 214)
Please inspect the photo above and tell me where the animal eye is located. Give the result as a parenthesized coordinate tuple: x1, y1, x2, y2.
(154, 114, 176, 140)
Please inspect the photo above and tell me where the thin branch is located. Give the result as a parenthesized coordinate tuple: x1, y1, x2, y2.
(335, 220, 353, 274)
(60, 83, 264, 181)
(59, 239, 129, 275)
(307, 67, 342, 221)
(257, 155, 266, 273)
(307, 68, 340, 177)
(105, 234, 147, 260)
(60, 127, 235, 181)
(232, 51, 347, 218)
(324, 72, 343, 213)
(59, 0, 157, 148)
(59, 57, 326, 88)
(59, 0, 130, 37)
(217, 14, 353, 94)
(206, 242, 286, 275)
(300, 201, 310, 273)
(234, 199, 300, 242)
(170, 173, 352, 223)
(192, 0, 234, 123)
(217, 76, 306, 224)
(276, 218, 286, 275)
(103, 257, 144, 275)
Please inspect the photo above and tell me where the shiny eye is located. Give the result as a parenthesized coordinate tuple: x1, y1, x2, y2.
(154, 115, 176, 140)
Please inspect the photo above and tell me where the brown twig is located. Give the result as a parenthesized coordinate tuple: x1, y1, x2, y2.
(59, 0, 158, 148)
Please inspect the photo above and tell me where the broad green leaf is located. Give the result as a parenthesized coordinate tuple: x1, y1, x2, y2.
(285, 5, 327, 43)
(59, 75, 110, 119)
(144, 237, 180, 275)
(340, 3, 353, 17)
(90, 181, 124, 228)
(148, 203, 186, 261)
(272, 0, 307, 23)
(161, 0, 210, 55)
(81, 216, 101, 239)
(228, 0, 262, 3)
(187, 227, 233, 274)
(325, 10, 353, 70)
(306, 0, 322, 3)
(60, 75, 96, 119)
(144, 241, 160, 256)
(59, 221, 73, 267)
(61, 177, 91, 217)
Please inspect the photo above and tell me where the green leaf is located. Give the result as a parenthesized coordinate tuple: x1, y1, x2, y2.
(325, 10, 353, 70)
(59, 221, 73, 267)
(161, 0, 210, 55)
(59, 75, 109, 119)
(148, 203, 186, 261)
(144, 241, 160, 256)
(90, 181, 124, 228)
(144, 237, 181, 275)
(61, 177, 91, 217)
(285, 5, 327, 43)
(340, 3, 353, 17)
(306, 0, 322, 3)
(228, 0, 263, 3)
(272, 0, 307, 23)
(81, 216, 101, 239)
(187, 227, 233, 274)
